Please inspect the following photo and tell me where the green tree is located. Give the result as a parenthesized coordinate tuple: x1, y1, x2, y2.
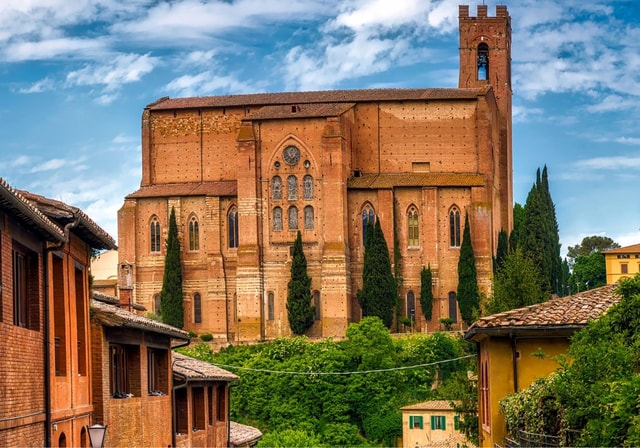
(419, 265, 434, 321)
(567, 235, 619, 267)
(519, 166, 561, 295)
(485, 248, 545, 314)
(457, 213, 480, 325)
(257, 429, 323, 448)
(357, 219, 396, 328)
(160, 207, 184, 328)
(569, 251, 607, 292)
(509, 202, 524, 252)
(287, 231, 314, 335)
(494, 228, 509, 274)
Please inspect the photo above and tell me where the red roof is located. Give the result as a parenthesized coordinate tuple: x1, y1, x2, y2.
(465, 283, 620, 340)
(146, 87, 489, 111)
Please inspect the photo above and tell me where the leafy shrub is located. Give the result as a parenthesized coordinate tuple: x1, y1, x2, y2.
(200, 333, 213, 341)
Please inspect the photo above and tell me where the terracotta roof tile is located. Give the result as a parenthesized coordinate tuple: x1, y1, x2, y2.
(229, 421, 263, 447)
(126, 181, 237, 199)
(147, 87, 488, 111)
(90, 295, 190, 340)
(243, 102, 355, 120)
(603, 243, 640, 254)
(348, 173, 486, 189)
(401, 400, 460, 411)
(465, 283, 620, 340)
(0, 177, 65, 242)
(172, 352, 239, 381)
(18, 189, 116, 250)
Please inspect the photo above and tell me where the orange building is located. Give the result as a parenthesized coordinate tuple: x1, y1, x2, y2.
(0, 179, 116, 448)
(603, 243, 640, 284)
(401, 400, 472, 447)
(464, 284, 620, 447)
(90, 292, 190, 447)
(118, 4, 513, 341)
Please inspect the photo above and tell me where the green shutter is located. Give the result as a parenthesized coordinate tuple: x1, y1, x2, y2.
(410, 416, 414, 428)
(418, 416, 423, 429)
(430, 415, 435, 429)
(441, 416, 446, 430)
(454, 415, 460, 430)
(410, 415, 423, 429)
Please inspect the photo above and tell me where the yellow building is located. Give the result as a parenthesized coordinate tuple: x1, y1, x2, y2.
(464, 284, 620, 447)
(401, 400, 471, 448)
(603, 243, 640, 284)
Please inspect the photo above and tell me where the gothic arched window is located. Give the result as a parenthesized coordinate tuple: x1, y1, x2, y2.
(194, 293, 202, 323)
(303, 175, 314, 200)
(477, 43, 489, 81)
(287, 175, 298, 200)
(273, 207, 283, 231)
(272, 176, 282, 200)
(189, 215, 199, 251)
(229, 206, 239, 249)
(288, 206, 299, 230)
(408, 206, 419, 247)
(304, 206, 314, 230)
(153, 294, 161, 316)
(313, 290, 320, 321)
(268, 292, 275, 321)
(150, 215, 161, 253)
(449, 206, 461, 248)
(362, 204, 375, 244)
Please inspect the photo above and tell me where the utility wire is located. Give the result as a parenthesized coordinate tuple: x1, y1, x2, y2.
(208, 354, 475, 376)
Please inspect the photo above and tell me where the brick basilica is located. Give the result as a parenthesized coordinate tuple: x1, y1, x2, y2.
(117, 5, 513, 341)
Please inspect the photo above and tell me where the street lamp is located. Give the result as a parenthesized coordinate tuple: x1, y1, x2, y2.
(87, 423, 107, 448)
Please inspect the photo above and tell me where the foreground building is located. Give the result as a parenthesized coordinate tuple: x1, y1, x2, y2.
(464, 284, 620, 447)
(118, 4, 513, 341)
(0, 179, 116, 447)
(401, 400, 471, 447)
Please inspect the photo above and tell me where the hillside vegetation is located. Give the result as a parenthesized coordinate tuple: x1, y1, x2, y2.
(180, 317, 475, 447)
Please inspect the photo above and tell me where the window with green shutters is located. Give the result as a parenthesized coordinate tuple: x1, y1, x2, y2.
(431, 415, 446, 430)
(409, 415, 423, 429)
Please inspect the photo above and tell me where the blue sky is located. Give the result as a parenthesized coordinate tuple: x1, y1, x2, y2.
(1, 0, 639, 257)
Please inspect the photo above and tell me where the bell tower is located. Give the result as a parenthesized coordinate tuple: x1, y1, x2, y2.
(459, 4, 513, 231)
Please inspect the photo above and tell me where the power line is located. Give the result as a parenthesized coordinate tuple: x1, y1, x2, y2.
(208, 354, 475, 376)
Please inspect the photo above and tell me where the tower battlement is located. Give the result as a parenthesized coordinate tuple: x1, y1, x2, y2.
(459, 4, 509, 19)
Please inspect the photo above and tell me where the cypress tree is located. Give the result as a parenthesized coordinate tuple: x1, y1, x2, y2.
(287, 231, 314, 335)
(520, 166, 561, 295)
(357, 218, 396, 328)
(457, 213, 480, 326)
(509, 202, 524, 252)
(494, 228, 509, 274)
(419, 265, 433, 321)
(160, 207, 184, 328)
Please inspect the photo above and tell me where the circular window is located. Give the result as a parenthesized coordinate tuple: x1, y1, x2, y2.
(283, 145, 301, 166)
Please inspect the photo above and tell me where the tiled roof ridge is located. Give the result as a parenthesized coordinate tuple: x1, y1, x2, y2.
(17, 189, 116, 249)
(466, 283, 620, 337)
(603, 243, 640, 254)
(172, 351, 239, 381)
(90, 296, 189, 340)
(0, 177, 65, 241)
(146, 86, 490, 110)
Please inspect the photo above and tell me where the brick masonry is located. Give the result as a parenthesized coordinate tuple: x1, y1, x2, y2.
(118, 5, 513, 341)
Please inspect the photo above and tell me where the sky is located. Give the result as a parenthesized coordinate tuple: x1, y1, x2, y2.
(0, 0, 639, 257)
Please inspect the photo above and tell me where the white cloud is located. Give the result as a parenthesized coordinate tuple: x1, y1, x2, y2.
(18, 77, 55, 93)
(30, 158, 68, 173)
(573, 155, 640, 171)
(66, 53, 158, 91)
(2, 38, 107, 62)
(165, 71, 257, 97)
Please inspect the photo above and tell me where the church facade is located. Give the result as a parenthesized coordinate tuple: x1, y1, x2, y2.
(118, 4, 512, 341)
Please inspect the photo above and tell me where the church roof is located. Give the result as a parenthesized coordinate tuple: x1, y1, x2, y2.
(126, 181, 237, 199)
(348, 172, 486, 189)
(243, 102, 356, 120)
(146, 87, 490, 111)
(465, 283, 620, 341)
